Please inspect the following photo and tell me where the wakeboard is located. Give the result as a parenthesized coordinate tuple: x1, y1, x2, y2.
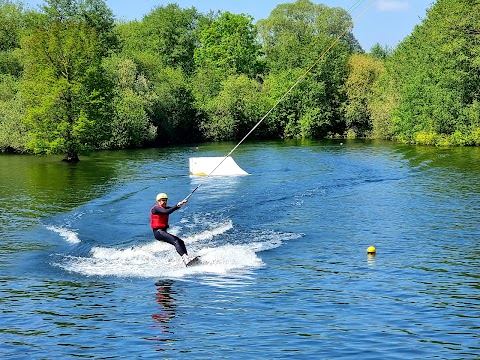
(186, 256, 201, 267)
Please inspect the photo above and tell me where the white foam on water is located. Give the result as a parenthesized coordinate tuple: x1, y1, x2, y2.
(46, 225, 81, 244)
(182, 219, 233, 244)
(59, 242, 177, 278)
(52, 221, 302, 279)
(197, 245, 264, 271)
(55, 241, 263, 278)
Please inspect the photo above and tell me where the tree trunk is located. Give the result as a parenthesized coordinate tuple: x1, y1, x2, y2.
(62, 151, 80, 163)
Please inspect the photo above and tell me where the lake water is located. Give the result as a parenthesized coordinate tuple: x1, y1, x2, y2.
(1, 140, 479, 359)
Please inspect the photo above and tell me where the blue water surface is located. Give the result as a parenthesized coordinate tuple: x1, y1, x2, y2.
(0, 140, 479, 359)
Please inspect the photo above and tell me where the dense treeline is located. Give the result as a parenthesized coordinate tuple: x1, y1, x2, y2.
(368, 0, 480, 145)
(0, 0, 478, 161)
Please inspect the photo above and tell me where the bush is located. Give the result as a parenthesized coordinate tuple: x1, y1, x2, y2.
(415, 131, 436, 146)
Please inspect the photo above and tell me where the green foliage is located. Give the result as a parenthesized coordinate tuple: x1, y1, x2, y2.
(369, 43, 391, 61)
(298, 107, 329, 139)
(380, 0, 480, 145)
(200, 74, 268, 140)
(343, 53, 384, 137)
(0, 1, 25, 76)
(0, 1, 23, 51)
(0, 74, 27, 151)
(368, 71, 397, 139)
(194, 11, 262, 77)
(151, 66, 200, 143)
(191, 65, 225, 109)
(413, 130, 477, 147)
(415, 131, 437, 146)
(41, 0, 117, 52)
(117, 4, 202, 75)
(109, 89, 155, 148)
(257, 0, 361, 73)
(2, 0, 479, 157)
(259, 69, 302, 138)
(20, 2, 114, 161)
(191, 10, 265, 140)
(256, 0, 357, 139)
(101, 56, 156, 148)
(115, 4, 203, 145)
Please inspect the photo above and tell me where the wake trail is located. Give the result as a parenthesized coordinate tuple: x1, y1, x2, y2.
(49, 220, 302, 280)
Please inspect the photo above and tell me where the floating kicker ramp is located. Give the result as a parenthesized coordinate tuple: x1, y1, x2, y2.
(189, 157, 249, 176)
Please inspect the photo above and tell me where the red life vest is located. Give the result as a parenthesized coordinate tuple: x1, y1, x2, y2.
(150, 205, 169, 229)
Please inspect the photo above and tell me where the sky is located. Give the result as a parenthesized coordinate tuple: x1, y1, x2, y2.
(23, 0, 436, 51)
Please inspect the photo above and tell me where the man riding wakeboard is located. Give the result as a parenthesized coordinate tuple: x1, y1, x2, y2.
(150, 193, 191, 265)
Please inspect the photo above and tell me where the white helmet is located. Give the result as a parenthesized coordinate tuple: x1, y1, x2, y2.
(156, 193, 168, 201)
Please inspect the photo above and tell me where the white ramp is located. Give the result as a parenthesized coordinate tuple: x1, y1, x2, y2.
(189, 157, 249, 176)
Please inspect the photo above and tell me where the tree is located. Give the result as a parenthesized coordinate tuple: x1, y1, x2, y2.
(257, 0, 361, 73)
(369, 43, 391, 61)
(116, 4, 204, 144)
(200, 74, 269, 140)
(0, 1, 28, 151)
(256, 0, 360, 138)
(192, 11, 264, 140)
(151, 66, 200, 143)
(117, 4, 203, 76)
(368, 69, 398, 140)
(191, 10, 263, 105)
(194, 11, 262, 78)
(101, 56, 156, 149)
(0, 0, 25, 76)
(382, 0, 480, 145)
(20, 0, 116, 162)
(343, 53, 384, 137)
(0, 74, 27, 151)
(41, 0, 117, 53)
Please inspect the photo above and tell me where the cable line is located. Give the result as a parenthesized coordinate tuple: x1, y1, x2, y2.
(184, 0, 376, 201)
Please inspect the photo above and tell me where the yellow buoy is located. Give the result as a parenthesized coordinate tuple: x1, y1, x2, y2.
(367, 246, 376, 254)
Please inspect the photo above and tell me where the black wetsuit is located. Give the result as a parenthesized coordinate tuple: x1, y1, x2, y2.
(151, 205, 188, 256)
